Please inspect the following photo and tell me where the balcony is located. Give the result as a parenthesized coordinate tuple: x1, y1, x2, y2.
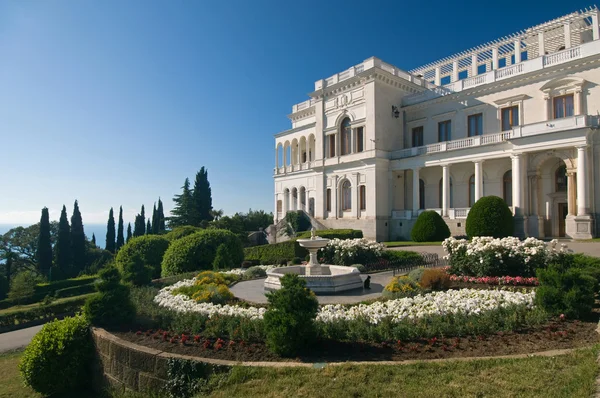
(391, 115, 596, 160)
(392, 208, 471, 220)
(403, 40, 600, 107)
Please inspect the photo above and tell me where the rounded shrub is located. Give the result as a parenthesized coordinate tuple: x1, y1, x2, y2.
(466, 196, 514, 238)
(408, 267, 426, 283)
(115, 235, 170, 279)
(383, 275, 422, 298)
(121, 254, 152, 286)
(191, 283, 234, 305)
(263, 274, 318, 357)
(164, 226, 202, 242)
(20, 314, 93, 396)
(244, 266, 267, 279)
(420, 268, 451, 290)
(161, 229, 244, 277)
(410, 211, 451, 242)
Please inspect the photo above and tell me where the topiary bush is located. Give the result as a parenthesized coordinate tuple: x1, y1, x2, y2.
(410, 211, 450, 242)
(243, 241, 308, 265)
(263, 274, 318, 357)
(466, 196, 514, 238)
(83, 266, 135, 327)
(164, 226, 203, 242)
(244, 266, 267, 279)
(115, 235, 170, 279)
(19, 314, 93, 396)
(161, 229, 244, 277)
(121, 254, 152, 287)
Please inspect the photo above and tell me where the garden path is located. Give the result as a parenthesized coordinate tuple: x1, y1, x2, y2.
(231, 271, 395, 304)
(0, 325, 42, 353)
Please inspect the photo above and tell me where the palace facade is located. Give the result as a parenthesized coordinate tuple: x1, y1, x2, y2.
(273, 8, 600, 241)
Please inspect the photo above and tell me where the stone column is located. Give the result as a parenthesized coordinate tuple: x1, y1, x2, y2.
(442, 164, 450, 217)
(514, 40, 521, 63)
(452, 61, 458, 82)
(492, 47, 499, 70)
(352, 173, 360, 219)
(577, 145, 590, 216)
(564, 23, 572, 49)
(333, 176, 338, 219)
(283, 190, 288, 214)
(471, 54, 478, 77)
(412, 168, 420, 214)
(575, 89, 583, 116)
(538, 32, 545, 56)
(544, 95, 552, 120)
(434, 67, 441, 86)
(593, 12, 600, 41)
(511, 154, 523, 216)
(567, 172, 576, 216)
(474, 160, 483, 202)
(274, 194, 279, 223)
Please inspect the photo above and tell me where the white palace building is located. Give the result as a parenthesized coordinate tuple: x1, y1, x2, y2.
(272, 7, 600, 242)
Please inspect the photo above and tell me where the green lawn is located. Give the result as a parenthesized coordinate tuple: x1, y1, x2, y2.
(1, 347, 598, 398)
(0, 293, 94, 316)
(384, 241, 442, 247)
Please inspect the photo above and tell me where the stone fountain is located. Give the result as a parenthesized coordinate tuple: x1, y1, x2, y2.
(264, 228, 363, 294)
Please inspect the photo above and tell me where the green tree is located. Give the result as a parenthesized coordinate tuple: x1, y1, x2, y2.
(54, 205, 72, 278)
(8, 271, 43, 303)
(105, 207, 115, 253)
(36, 208, 53, 278)
(190, 167, 213, 226)
(70, 201, 87, 276)
(146, 219, 152, 235)
(91, 234, 96, 247)
(126, 223, 132, 243)
(151, 203, 159, 234)
(133, 205, 145, 237)
(157, 198, 166, 232)
(169, 178, 193, 228)
(116, 206, 125, 251)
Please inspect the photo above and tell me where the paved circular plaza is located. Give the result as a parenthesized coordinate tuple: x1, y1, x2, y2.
(230, 271, 396, 304)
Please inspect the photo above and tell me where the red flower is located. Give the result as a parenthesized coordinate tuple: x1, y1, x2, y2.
(194, 335, 201, 343)
(136, 331, 142, 336)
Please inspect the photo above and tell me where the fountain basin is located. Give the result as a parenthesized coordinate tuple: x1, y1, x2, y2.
(264, 265, 363, 294)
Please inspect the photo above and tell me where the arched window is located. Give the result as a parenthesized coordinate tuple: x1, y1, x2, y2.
(341, 180, 352, 211)
(503, 170, 512, 206)
(438, 178, 454, 208)
(469, 174, 475, 207)
(555, 165, 567, 192)
(419, 179, 425, 210)
(340, 118, 352, 156)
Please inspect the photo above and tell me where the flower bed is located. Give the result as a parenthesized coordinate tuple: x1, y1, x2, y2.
(448, 275, 539, 286)
(319, 238, 385, 266)
(443, 237, 568, 277)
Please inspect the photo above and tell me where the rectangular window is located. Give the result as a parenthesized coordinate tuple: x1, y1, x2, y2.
(328, 135, 336, 158)
(468, 113, 483, 137)
(438, 120, 451, 142)
(277, 200, 282, 212)
(553, 94, 574, 119)
(359, 185, 366, 210)
(501, 106, 519, 131)
(355, 127, 364, 153)
(326, 189, 331, 212)
(412, 126, 424, 147)
(341, 129, 351, 156)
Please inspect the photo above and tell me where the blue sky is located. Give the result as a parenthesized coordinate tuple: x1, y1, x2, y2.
(0, 0, 594, 227)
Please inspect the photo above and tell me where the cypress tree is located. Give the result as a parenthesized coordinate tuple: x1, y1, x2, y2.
(91, 233, 97, 247)
(126, 223, 132, 242)
(141, 205, 145, 234)
(152, 203, 159, 234)
(157, 198, 165, 232)
(169, 178, 193, 227)
(116, 206, 125, 251)
(36, 207, 53, 278)
(133, 205, 146, 237)
(105, 207, 116, 253)
(54, 205, 71, 278)
(146, 219, 152, 235)
(191, 167, 213, 226)
(70, 200, 87, 276)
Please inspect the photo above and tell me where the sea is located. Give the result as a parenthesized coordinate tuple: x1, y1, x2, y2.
(0, 224, 108, 250)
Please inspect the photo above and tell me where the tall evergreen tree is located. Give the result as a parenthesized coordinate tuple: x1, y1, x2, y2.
(54, 205, 71, 278)
(116, 206, 125, 251)
(126, 223, 132, 243)
(36, 207, 53, 277)
(91, 233, 97, 247)
(152, 203, 159, 234)
(157, 198, 166, 232)
(146, 219, 152, 235)
(105, 207, 116, 253)
(169, 178, 193, 227)
(133, 204, 146, 237)
(191, 167, 213, 226)
(70, 200, 87, 276)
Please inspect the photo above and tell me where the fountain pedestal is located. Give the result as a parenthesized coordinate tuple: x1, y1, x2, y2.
(263, 228, 363, 294)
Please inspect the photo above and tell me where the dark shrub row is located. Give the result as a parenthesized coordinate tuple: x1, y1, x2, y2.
(243, 241, 308, 265)
(295, 229, 363, 240)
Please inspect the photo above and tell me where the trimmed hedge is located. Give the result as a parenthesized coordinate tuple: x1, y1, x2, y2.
(164, 226, 203, 242)
(161, 229, 244, 277)
(296, 229, 363, 240)
(116, 235, 170, 279)
(411, 211, 450, 242)
(466, 196, 514, 238)
(243, 241, 308, 264)
(0, 276, 98, 310)
(0, 294, 92, 329)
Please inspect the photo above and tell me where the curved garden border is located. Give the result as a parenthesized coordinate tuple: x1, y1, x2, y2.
(91, 326, 600, 394)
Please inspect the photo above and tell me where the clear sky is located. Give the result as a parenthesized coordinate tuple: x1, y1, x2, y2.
(0, 0, 594, 227)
